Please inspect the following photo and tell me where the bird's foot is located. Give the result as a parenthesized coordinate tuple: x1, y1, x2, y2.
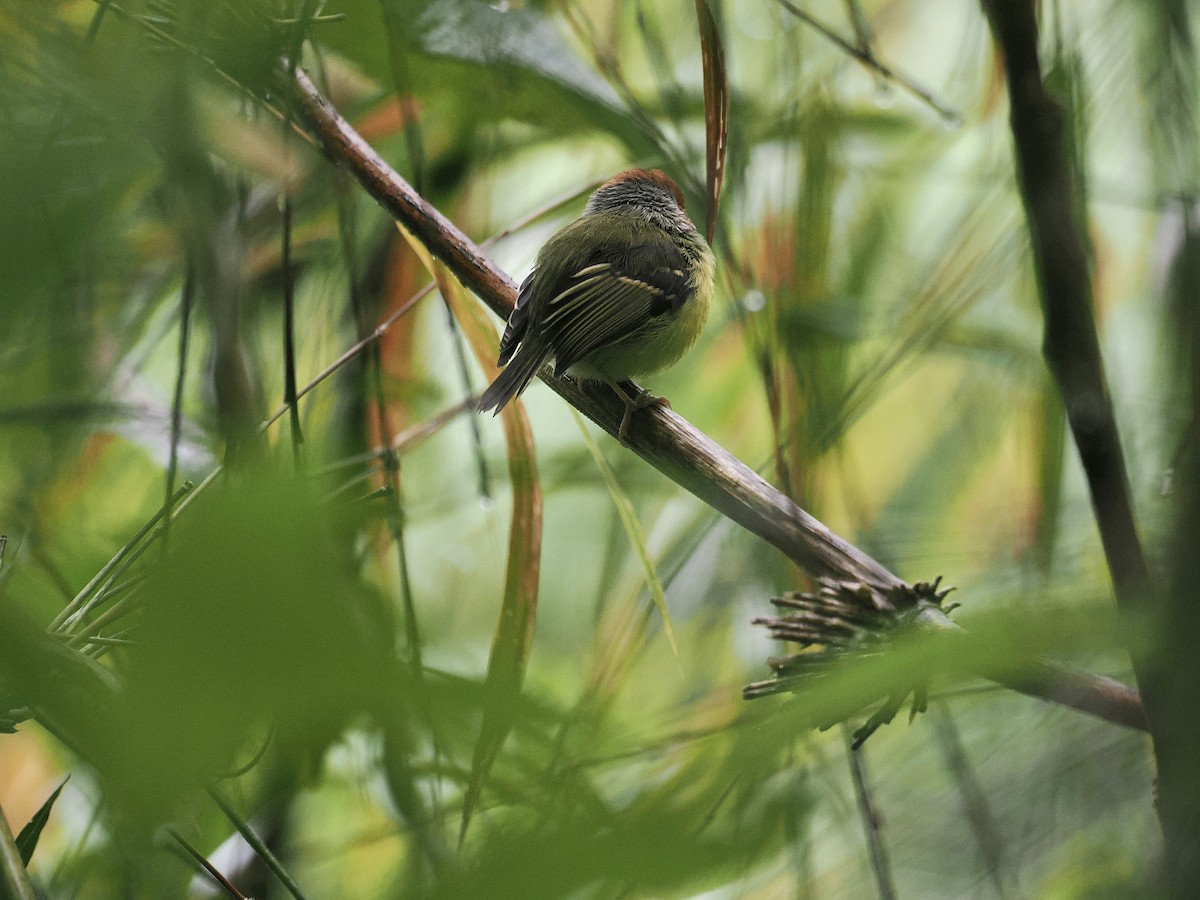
(610, 382, 670, 445)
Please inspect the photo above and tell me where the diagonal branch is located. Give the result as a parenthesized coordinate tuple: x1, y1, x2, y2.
(289, 69, 897, 595)
(286, 68, 1146, 734)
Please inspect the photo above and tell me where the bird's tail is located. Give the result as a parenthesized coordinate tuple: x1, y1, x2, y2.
(478, 343, 548, 415)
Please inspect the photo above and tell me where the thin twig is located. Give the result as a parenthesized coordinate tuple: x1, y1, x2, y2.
(167, 827, 250, 900)
(280, 30, 307, 464)
(209, 788, 309, 900)
(51, 481, 195, 632)
(842, 726, 898, 900)
(480, 177, 605, 249)
(280, 192, 304, 458)
(773, 0, 960, 124)
(164, 264, 194, 549)
(319, 397, 476, 474)
(844, 0, 889, 97)
(260, 283, 437, 433)
(440, 296, 491, 499)
(931, 707, 1013, 898)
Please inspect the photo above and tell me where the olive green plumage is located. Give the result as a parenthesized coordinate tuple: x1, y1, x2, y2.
(478, 169, 715, 442)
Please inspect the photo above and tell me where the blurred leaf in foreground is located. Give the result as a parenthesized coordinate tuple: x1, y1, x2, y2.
(115, 472, 390, 817)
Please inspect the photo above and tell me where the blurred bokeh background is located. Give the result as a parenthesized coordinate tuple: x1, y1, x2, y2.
(0, 0, 1191, 897)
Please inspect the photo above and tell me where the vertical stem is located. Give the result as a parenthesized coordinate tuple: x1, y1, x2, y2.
(165, 264, 194, 548)
(1159, 203, 1200, 896)
(281, 193, 304, 457)
(980, 0, 1153, 619)
(932, 708, 1012, 898)
(843, 727, 898, 900)
(0, 804, 37, 900)
(981, 0, 1174, 881)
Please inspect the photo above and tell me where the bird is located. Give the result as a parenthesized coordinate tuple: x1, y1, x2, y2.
(478, 168, 715, 444)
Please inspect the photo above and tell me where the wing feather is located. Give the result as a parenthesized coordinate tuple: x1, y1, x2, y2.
(497, 270, 537, 366)
(499, 216, 695, 378)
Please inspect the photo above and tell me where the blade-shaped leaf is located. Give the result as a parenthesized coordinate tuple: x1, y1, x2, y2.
(394, 223, 543, 843)
(14, 777, 68, 867)
(572, 410, 678, 659)
(695, 0, 729, 245)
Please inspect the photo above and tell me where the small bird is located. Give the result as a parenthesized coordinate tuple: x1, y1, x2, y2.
(478, 168, 715, 444)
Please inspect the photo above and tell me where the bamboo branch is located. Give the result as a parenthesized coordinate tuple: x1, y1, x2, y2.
(286, 68, 1147, 734)
(289, 69, 897, 594)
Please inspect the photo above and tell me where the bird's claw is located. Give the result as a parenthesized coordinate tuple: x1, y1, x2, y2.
(614, 385, 670, 444)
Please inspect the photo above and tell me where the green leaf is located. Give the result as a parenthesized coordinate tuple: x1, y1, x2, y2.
(572, 410, 678, 658)
(116, 473, 390, 819)
(411, 0, 618, 103)
(15, 777, 68, 867)
(330, 0, 657, 155)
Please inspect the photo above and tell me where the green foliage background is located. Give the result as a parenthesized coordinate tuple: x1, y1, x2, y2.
(0, 0, 1191, 897)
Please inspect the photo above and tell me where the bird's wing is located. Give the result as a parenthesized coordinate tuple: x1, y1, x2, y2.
(497, 270, 537, 366)
(539, 238, 693, 376)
